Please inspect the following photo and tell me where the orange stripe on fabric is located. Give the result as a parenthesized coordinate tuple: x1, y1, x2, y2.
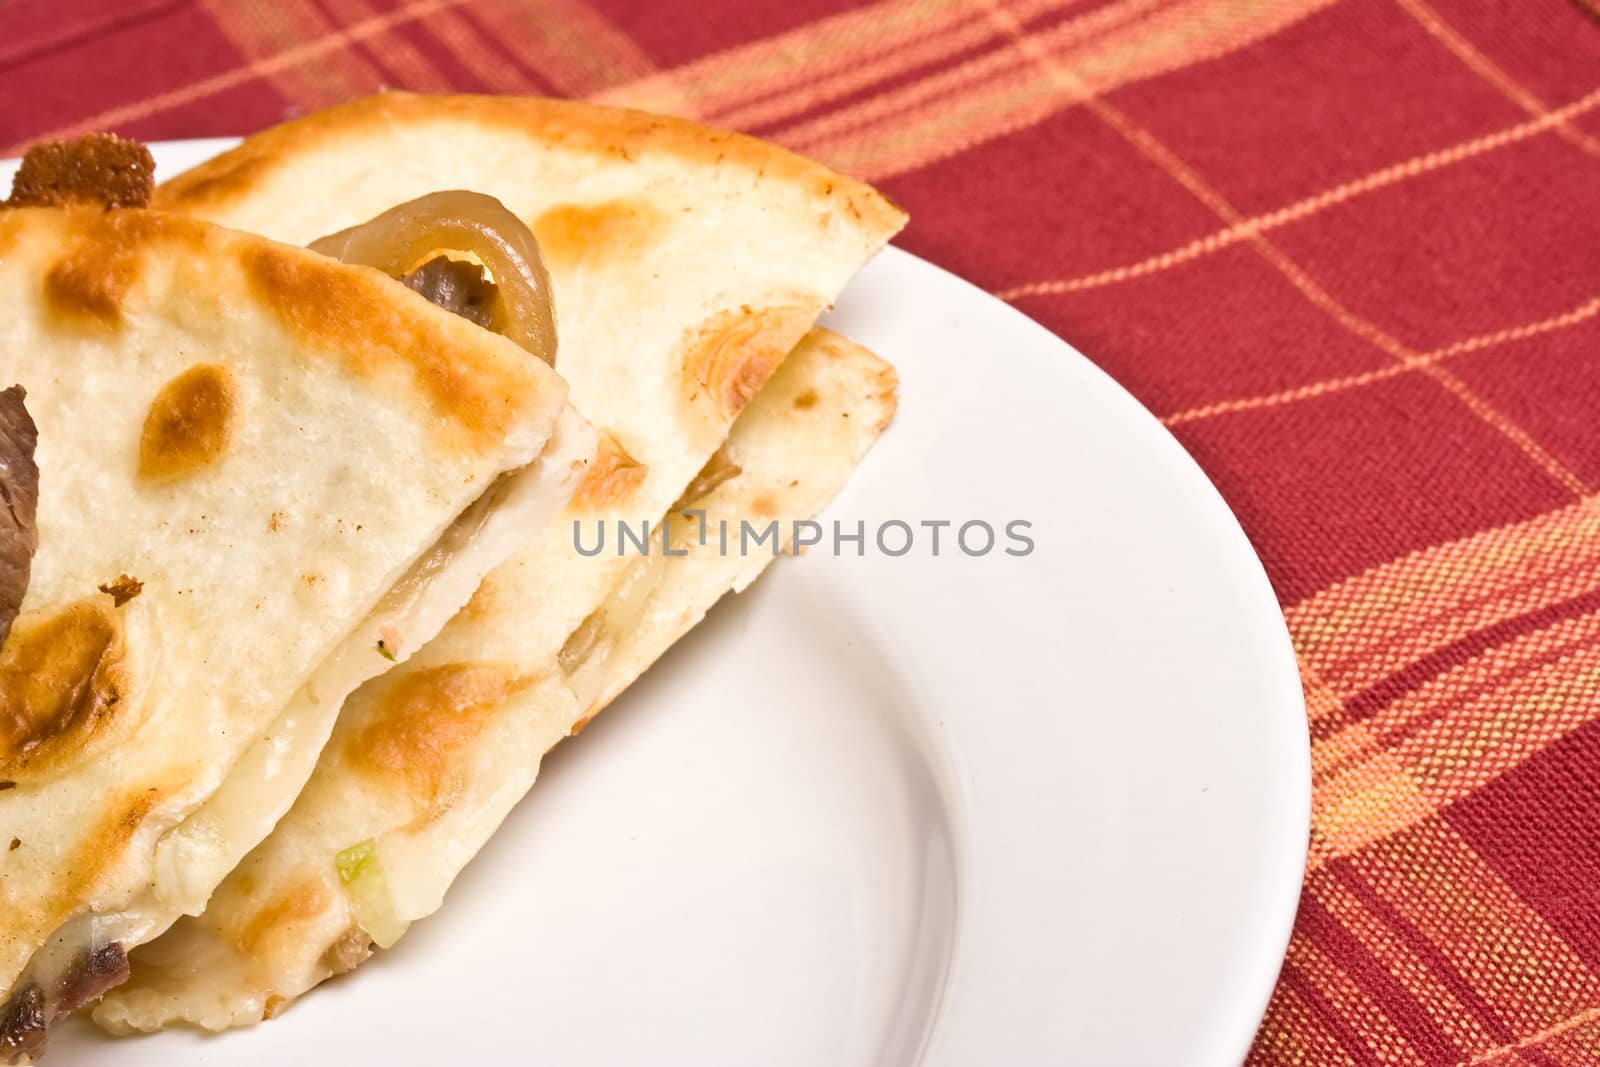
(318, 0, 456, 91)
(1385, 620, 1600, 792)
(1288, 497, 1600, 700)
(481, 0, 658, 98)
(771, 0, 1172, 152)
(1465, 1005, 1600, 1066)
(1264, 821, 1600, 1066)
(1317, 863, 1505, 1051)
(196, 0, 375, 109)
(997, 85, 1600, 302)
(596, 0, 995, 119)
(422, 10, 535, 94)
(1252, 962, 1374, 1066)
(711, 0, 1083, 132)
(1305, 575, 1600, 785)
(1358, 820, 1600, 1044)
(0, 0, 470, 157)
(776, 0, 1343, 180)
(1290, 904, 1436, 1064)
(1319, 608, 1600, 794)
(978, 0, 1591, 496)
(1162, 297, 1600, 426)
(1310, 629, 1600, 866)
(1394, 0, 1600, 157)
(1325, 584, 1600, 744)
(1303, 664, 1347, 728)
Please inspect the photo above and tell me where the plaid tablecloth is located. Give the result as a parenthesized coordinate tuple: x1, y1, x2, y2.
(5, 1, 1600, 1062)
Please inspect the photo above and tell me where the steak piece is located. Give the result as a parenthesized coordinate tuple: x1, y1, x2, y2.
(400, 256, 497, 330)
(6, 134, 154, 209)
(0, 944, 129, 1065)
(0, 387, 39, 648)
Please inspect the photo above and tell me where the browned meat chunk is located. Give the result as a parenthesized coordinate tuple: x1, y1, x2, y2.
(0, 387, 39, 648)
(0, 987, 43, 1065)
(53, 944, 130, 1018)
(399, 255, 497, 330)
(0, 944, 129, 1064)
(6, 134, 154, 209)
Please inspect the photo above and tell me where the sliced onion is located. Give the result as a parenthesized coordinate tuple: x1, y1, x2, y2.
(310, 191, 557, 367)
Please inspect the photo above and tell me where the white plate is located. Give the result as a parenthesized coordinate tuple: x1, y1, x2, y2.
(5, 139, 1309, 1066)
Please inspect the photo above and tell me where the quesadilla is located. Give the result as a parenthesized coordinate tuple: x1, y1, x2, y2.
(96, 327, 897, 1031)
(81, 94, 902, 1031)
(0, 190, 590, 1061)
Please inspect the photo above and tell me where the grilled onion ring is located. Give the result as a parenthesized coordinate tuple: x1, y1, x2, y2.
(310, 191, 557, 367)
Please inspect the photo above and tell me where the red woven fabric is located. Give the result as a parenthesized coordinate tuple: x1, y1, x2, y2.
(5, 1, 1600, 1062)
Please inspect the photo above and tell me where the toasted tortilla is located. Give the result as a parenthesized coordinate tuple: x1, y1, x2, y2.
(96, 328, 896, 1031)
(0, 205, 588, 1060)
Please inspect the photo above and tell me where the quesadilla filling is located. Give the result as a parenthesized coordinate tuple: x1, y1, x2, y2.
(0, 387, 39, 647)
(307, 194, 561, 660)
(0, 939, 127, 1064)
(399, 257, 497, 330)
(673, 447, 742, 511)
(310, 191, 557, 367)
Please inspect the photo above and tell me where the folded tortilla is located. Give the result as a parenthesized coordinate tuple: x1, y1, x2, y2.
(0, 205, 590, 1061)
(97, 327, 896, 1031)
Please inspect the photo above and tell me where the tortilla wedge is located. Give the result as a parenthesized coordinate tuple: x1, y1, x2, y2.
(96, 327, 896, 1031)
(0, 205, 590, 1061)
